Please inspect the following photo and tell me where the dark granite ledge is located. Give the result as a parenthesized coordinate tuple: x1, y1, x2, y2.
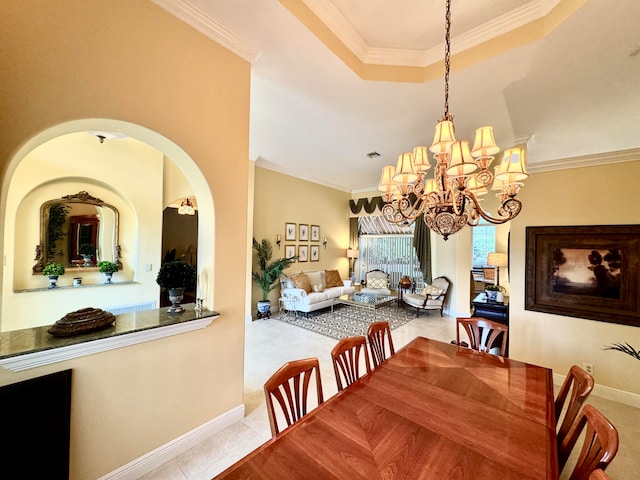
(0, 304, 219, 368)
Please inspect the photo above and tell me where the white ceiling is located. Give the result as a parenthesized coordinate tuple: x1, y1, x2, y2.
(155, 0, 640, 192)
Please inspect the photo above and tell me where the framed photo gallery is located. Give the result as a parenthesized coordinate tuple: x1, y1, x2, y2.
(284, 222, 321, 262)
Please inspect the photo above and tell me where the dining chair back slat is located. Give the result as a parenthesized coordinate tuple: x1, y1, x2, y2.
(558, 404, 619, 480)
(555, 365, 595, 443)
(264, 358, 324, 437)
(456, 317, 508, 356)
(331, 336, 371, 391)
(367, 321, 395, 367)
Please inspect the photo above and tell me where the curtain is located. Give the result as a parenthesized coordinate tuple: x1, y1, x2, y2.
(349, 217, 359, 249)
(412, 218, 432, 284)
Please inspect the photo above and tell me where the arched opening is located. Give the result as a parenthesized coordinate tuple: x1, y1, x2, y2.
(0, 119, 215, 332)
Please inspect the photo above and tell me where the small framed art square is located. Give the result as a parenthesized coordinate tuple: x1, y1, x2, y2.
(310, 245, 319, 262)
(285, 245, 296, 259)
(285, 222, 296, 241)
(299, 224, 309, 241)
(298, 245, 308, 262)
(310, 225, 320, 242)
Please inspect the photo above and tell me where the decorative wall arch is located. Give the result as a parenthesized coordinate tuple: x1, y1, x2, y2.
(1, 119, 216, 330)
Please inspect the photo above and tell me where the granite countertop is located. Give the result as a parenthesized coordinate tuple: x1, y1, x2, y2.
(0, 304, 219, 360)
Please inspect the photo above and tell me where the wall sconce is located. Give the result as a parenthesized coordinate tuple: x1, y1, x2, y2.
(276, 234, 281, 249)
(323, 236, 328, 249)
(178, 197, 195, 215)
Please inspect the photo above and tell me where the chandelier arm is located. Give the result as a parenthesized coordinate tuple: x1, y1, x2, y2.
(464, 193, 522, 225)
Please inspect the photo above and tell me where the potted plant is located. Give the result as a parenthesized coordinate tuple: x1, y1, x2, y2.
(98, 261, 119, 284)
(43, 261, 65, 288)
(603, 342, 640, 361)
(78, 243, 96, 266)
(252, 238, 298, 318)
(485, 284, 506, 302)
(156, 260, 197, 313)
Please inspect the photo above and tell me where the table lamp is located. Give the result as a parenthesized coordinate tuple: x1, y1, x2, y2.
(486, 252, 508, 286)
(346, 249, 359, 282)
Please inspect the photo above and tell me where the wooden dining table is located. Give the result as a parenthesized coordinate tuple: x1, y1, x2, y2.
(214, 336, 558, 479)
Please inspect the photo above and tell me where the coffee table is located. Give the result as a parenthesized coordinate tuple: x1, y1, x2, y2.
(335, 293, 396, 312)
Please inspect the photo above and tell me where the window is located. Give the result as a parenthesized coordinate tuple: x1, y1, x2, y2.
(357, 234, 424, 288)
(472, 225, 496, 267)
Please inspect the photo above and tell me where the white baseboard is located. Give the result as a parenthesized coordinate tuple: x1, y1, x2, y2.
(553, 373, 640, 408)
(99, 404, 245, 480)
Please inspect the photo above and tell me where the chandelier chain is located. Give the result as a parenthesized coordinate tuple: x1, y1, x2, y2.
(443, 0, 452, 120)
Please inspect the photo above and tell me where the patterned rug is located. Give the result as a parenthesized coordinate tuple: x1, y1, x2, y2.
(275, 303, 414, 340)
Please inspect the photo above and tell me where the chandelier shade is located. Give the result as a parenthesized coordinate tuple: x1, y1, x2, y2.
(378, 0, 527, 240)
(471, 126, 500, 157)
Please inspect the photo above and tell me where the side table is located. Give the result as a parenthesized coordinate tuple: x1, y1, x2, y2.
(397, 279, 415, 307)
(278, 296, 299, 319)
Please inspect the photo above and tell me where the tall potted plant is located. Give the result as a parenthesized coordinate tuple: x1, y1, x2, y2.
(156, 260, 197, 313)
(252, 238, 297, 318)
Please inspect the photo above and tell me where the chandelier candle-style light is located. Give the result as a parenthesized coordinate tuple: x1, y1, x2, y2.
(378, 0, 528, 240)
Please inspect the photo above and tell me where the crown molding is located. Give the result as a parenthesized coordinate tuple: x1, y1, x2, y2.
(302, 0, 370, 61)
(303, 0, 561, 67)
(527, 148, 640, 173)
(152, 0, 260, 63)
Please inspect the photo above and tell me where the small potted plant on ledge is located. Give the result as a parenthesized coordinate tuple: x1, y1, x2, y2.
(485, 284, 506, 303)
(98, 261, 119, 284)
(252, 238, 298, 319)
(78, 243, 96, 266)
(156, 260, 197, 313)
(43, 261, 65, 288)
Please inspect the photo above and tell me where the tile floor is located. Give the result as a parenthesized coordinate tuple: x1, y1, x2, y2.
(140, 312, 639, 480)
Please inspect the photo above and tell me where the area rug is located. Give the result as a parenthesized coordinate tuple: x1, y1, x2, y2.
(275, 303, 414, 340)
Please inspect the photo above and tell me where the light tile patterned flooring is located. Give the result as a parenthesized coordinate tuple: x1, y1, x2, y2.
(140, 312, 639, 480)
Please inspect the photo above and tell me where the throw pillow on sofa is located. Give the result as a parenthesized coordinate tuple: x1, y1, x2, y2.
(291, 273, 312, 293)
(325, 270, 343, 288)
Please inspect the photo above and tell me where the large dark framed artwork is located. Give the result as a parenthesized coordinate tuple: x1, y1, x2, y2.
(525, 225, 640, 327)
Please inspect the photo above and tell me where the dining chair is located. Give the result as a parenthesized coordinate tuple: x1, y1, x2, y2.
(456, 317, 508, 356)
(555, 365, 595, 444)
(589, 470, 610, 480)
(264, 357, 324, 437)
(331, 336, 371, 391)
(367, 321, 395, 367)
(558, 404, 619, 479)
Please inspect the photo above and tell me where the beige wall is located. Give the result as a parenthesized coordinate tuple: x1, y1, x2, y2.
(510, 159, 640, 395)
(252, 166, 351, 312)
(0, 1, 249, 479)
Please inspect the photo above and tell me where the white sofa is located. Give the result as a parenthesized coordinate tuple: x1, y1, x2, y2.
(280, 270, 355, 314)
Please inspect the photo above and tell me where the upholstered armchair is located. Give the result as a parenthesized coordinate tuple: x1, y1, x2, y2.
(402, 276, 451, 317)
(360, 269, 392, 296)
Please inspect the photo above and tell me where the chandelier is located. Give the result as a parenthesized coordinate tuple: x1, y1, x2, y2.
(378, 0, 528, 240)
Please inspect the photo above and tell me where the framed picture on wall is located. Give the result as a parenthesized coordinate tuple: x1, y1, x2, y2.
(299, 224, 309, 241)
(285, 245, 296, 259)
(525, 224, 640, 327)
(310, 225, 320, 242)
(285, 222, 296, 241)
(298, 245, 308, 262)
(310, 245, 319, 262)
